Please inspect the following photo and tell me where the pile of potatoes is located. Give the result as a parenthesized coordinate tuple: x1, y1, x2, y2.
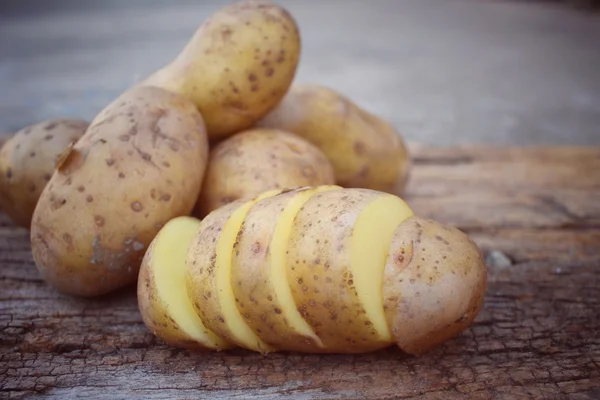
(0, 0, 486, 355)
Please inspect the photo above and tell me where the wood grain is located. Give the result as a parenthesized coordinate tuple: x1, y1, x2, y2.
(1, 145, 599, 400)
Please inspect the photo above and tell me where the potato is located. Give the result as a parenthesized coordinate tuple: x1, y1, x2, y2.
(256, 84, 411, 194)
(186, 189, 282, 353)
(196, 128, 335, 216)
(143, 187, 486, 354)
(138, 216, 233, 350)
(383, 217, 487, 355)
(30, 86, 209, 297)
(143, 0, 300, 140)
(283, 189, 414, 353)
(0, 119, 88, 228)
(231, 185, 341, 352)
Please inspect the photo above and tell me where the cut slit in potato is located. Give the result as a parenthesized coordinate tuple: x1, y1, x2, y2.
(186, 189, 282, 353)
(270, 186, 341, 345)
(231, 185, 342, 352)
(213, 190, 281, 352)
(138, 216, 231, 350)
(350, 194, 414, 341)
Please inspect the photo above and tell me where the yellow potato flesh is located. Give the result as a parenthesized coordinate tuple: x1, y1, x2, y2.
(350, 195, 414, 341)
(152, 217, 230, 349)
(214, 190, 280, 352)
(269, 186, 341, 345)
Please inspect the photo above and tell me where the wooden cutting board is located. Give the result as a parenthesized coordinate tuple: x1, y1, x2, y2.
(1, 145, 599, 399)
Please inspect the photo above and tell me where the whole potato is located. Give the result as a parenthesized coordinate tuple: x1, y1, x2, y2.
(143, 0, 301, 140)
(196, 128, 335, 216)
(30, 86, 209, 297)
(0, 119, 88, 228)
(256, 84, 411, 194)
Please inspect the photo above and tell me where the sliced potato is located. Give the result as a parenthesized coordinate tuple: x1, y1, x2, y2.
(138, 216, 233, 350)
(285, 189, 413, 352)
(186, 189, 281, 353)
(231, 185, 341, 352)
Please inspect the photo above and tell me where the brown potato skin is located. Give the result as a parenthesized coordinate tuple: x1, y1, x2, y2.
(0, 119, 88, 228)
(30, 86, 209, 297)
(256, 84, 410, 194)
(196, 128, 335, 217)
(143, 0, 301, 140)
(383, 216, 487, 355)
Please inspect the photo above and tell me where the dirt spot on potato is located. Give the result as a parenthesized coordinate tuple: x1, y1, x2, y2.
(251, 242, 262, 254)
(224, 100, 248, 112)
(302, 167, 315, 178)
(160, 193, 171, 202)
(94, 216, 105, 227)
(45, 122, 59, 131)
(62, 233, 74, 250)
(354, 141, 366, 156)
(276, 50, 285, 63)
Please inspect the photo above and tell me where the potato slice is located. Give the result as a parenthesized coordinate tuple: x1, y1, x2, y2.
(383, 217, 487, 355)
(138, 216, 232, 350)
(186, 190, 280, 353)
(286, 189, 413, 352)
(232, 185, 342, 352)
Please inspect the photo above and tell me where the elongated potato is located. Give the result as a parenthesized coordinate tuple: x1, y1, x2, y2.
(146, 187, 486, 355)
(256, 84, 410, 194)
(186, 189, 281, 353)
(138, 216, 233, 350)
(0, 119, 88, 228)
(143, 0, 300, 140)
(31, 86, 209, 297)
(383, 217, 487, 355)
(231, 185, 341, 352)
(196, 128, 335, 216)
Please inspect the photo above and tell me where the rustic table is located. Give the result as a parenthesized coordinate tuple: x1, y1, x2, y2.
(1, 144, 599, 399)
(2, 0, 600, 398)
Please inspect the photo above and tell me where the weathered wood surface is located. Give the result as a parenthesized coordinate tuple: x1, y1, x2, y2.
(1, 145, 599, 400)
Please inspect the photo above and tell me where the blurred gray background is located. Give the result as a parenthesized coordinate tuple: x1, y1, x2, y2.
(1, 0, 599, 146)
